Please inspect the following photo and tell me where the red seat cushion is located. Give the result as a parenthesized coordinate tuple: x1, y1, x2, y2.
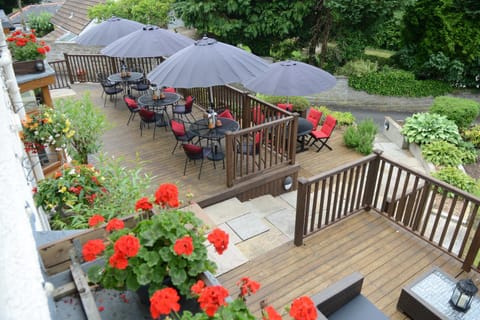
(164, 87, 176, 93)
(183, 143, 202, 154)
(277, 103, 293, 112)
(139, 108, 155, 120)
(171, 120, 186, 136)
(218, 109, 234, 120)
(125, 97, 138, 109)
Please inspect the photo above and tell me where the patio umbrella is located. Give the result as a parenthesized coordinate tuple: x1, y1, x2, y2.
(243, 60, 336, 99)
(76, 16, 143, 46)
(147, 36, 269, 99)
(101, 25, 194, 58)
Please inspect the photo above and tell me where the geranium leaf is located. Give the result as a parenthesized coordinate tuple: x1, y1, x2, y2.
(86, 265, 103, 283)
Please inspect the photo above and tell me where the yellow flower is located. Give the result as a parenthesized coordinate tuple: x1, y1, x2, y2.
(59, 186, 67, 193)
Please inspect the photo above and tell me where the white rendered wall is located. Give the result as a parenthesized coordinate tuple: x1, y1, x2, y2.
(0, 67, 52, 318)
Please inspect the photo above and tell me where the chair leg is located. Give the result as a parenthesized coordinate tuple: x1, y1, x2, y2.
(172, 141, 179, 154)
(140, 121, 143, 136)
(198, 159, 204, 179)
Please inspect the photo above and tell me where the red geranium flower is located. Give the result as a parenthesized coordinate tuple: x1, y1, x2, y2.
(197, 285, 229, 317)
(289, 296, 317, 320)
(86, 193, 97, 204)
(82, 239, 105, 262)
(109, 252, 129, 269)
(207, 228, 229, 255)
(262, 305, 282, 320)
(173, 236, 194, 256)
(106, 218, 125, 232)
(154, 183, 179, 208)
(150, 287, 180, 319)
(237, 277, 261, 297)
(135, 197, 153, 211)
(54, 171, 62, 179)
(88, 214, 105, 227)
(191, 280, 205, 295)
(114, 235, 140, 257)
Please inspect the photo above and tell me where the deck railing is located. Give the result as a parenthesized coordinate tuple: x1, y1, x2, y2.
(294, 151, 480, 272)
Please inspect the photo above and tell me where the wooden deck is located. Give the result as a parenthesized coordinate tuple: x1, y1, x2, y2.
(67, 83, 364, 203)
(217, 210, 480, 319)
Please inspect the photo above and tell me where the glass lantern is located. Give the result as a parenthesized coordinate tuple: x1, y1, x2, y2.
(450, 278, 478, 311)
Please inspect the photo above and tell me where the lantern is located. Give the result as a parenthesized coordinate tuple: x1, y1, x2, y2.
(450, 279, 478, 311)
(150, 84, 160, 100)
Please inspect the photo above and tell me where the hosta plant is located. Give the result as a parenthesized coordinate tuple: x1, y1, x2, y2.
(401, 112, 461, 146)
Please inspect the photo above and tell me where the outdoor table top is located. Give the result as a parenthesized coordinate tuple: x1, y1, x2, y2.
(137, 93, 181, 110)
(297, 117, 313, 135)
(189, 118, 240, 140)
(108, 71, 143, 83)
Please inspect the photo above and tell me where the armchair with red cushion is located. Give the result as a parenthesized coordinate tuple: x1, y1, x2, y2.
(218, 108, 235, 120)
(277, 103, 293, 112)
(139, 108, 162, 139)
(123, 95, 140, 125)
(170, 118, 197, 154)
(182, 143, 211, 179)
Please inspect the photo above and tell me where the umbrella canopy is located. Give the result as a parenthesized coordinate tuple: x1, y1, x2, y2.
(76, 16, 143, 46)
(147, 36, 269, 88)
(243, 60, 336, 97)
(101, 25, 194, 58)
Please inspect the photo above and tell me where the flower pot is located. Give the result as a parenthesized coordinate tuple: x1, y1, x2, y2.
(13, 59, 45, 75)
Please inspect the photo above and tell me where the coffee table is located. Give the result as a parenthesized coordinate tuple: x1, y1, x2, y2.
(397, 267, 480, 320)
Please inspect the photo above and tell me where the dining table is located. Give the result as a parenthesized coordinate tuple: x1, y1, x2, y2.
(296, 117, 314, 153)
(108, 71, 143, 95)
(189, 117, 240, 165)
(137, 92, 181, 128)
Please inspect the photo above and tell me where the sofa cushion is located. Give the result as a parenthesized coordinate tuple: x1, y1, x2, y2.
(327, 294, 388, 320)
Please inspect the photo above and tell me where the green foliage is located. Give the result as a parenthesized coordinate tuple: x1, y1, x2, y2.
(88, 0, 174, 27)
(54, 93, 108, 164)
(429, 96, 480, 130)
(432, 167, 479, 196)
(343, 119, 377, 155)
(463, 125, 480, 148)
(257, 94, 310, 112)
(27, 12, 54, 37)
(421, 141, 463, 167)
(401, 113, 461, 145)
(399, 0, 480, 87)
(457, 140, 478, 165)
(270, 38, 299, 61)
(337, 59, 378, 77)
(349, 67, 452, 97)
(313, 106, 355, 127)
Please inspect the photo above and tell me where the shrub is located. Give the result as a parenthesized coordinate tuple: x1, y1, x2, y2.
(349, 67, 452, 97)
(432, 167, 479, 196)
(429, 96, 480, 130)
(463, 125, 480, 148)
(457, 140, 478, 165)
(401, 113, 461, 146)
(421, 141, 463, 167)
(343, 119, 377, 155)
(313, 106, 355, 127)
(27, 12, 54, 37)
(337, 59, 378, 77)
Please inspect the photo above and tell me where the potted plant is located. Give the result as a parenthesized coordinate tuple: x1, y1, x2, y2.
(6, 29, 50, 74)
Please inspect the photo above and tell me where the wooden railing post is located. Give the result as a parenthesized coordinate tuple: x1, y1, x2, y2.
(462, 213, 480, 272)
(290, 114, 299, 164)
(294, 177, 308, 246)
(63, 53, 74, 84)
(225, 132, 234, 187)
(362, 150, 382, 209)
(242, 93, 251, 128)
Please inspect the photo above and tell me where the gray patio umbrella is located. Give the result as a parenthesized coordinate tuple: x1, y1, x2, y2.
(147, 36, 269, 89)
(243, 60, 336, 98)
(101, 25, 194, 58)
(76, 16, 143, 46)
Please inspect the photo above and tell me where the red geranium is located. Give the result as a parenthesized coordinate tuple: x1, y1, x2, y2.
(150, 287, 180, 319)
(262, 305, 282, 320)
(191, 280, 206, 295)
(173, 236, 194, 256)
(88, 214, 105, 227)
(135, 197, 153, 211)
(197, 285, 230, 317)
(154, 183, 179, 208)
(114, 235, 140, 258)
(109, 252, 129, 269)
(207, 228, 229, 255)
(237, 277, 261, 297)
(106, 218, 125, 232)
(82, 239, 105, 262)
(289, 296, 317, 320)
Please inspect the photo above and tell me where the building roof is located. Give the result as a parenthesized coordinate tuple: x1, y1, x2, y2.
(50, 0, 105, 36)
(8, 3, 64, 25)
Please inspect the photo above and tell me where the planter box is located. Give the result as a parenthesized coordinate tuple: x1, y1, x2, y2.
(13, 59, 45, 75)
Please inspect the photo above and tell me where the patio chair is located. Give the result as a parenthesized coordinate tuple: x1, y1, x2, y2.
(182, 143, 211, 179)
(218, 108, 235, 120)
(237, 131, 264, 169)
(277, 103, 293, 112)
(309, 115, 337, 152)
(100, 79, 123, 107)
(130, 77, 150, 97)
(97, 72, 116, 98)
(139, 108, 162, 139)
(306, 108, 323, 129)
(173, 96, 196, 123)
(170, 118, 197, 154)
(163, 87, 176, 93)
(123, 95, 140, 125)
(251, 106, 266, 124)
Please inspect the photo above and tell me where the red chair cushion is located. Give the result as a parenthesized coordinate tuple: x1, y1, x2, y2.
(171, 120, 186, 136)
(277, 103, 293, 112)
(163, 87, 176, 93)
(139, 108, 155, 120)
(125, 97, 138, 109)
(218, 109, 234, 120)
(183, 143, 202, 154)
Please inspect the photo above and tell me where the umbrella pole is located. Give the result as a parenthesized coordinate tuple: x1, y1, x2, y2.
(209, 87, 214, 110)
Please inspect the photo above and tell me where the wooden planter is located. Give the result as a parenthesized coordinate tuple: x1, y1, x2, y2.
(13, 59, 45, 75)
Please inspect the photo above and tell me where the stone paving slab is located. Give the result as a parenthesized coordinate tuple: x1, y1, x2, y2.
(226, 213, 270, 241)
(202, 197, 250, 224)
(243, 194, 294, 218)
(266, 208, 296, 239)
(235, 222, 290, 260)
(216, 222, 242, 245)
(207, 243, 248, 276)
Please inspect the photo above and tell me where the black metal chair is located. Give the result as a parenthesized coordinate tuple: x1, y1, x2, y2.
(139, 108, 162, 139)
(182, 143, 211, 179)
(123, 95, 140, 125)
(100, 80, 123, 107)
(173, 96, 196, 123)
(170, 118, 197, 154)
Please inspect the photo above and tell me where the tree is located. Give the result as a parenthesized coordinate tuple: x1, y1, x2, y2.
(88, 0, 174, 27)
